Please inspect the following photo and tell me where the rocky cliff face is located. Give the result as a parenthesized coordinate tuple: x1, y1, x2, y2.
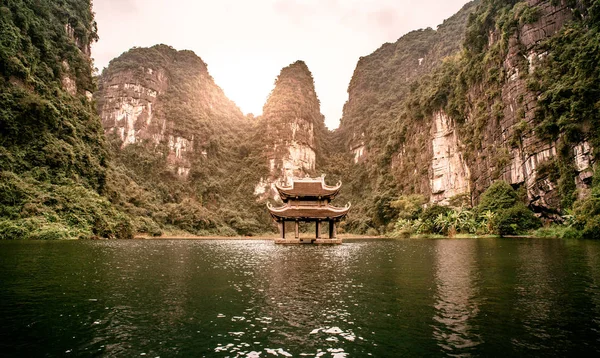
(96, 45, 245, 176)
(466, 0, 578, 212)
(338, 0, 595, 215)
(98, 67, 168, 146)
(436, 0, 594, 215)
(338, 1, 479, 163)
(254, 61, 325, 200)
(430, 111, 471, 204)
(332, 0, 599, 232)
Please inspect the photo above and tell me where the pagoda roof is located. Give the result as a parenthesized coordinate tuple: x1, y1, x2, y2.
(267, 203, 351, 220)
(275, 177, 342, 200)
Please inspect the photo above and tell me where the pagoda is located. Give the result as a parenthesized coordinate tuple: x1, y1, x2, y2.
(267, 176, 350, 244)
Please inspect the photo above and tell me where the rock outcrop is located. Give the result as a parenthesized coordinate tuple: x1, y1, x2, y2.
(254, 61, 325, 200)
(96, 45, 245, 176)
(337, 0, 595, 217)
(98, 67, 168, 146)
(430, 111, 471, 204)
(338, 1, 479, 163)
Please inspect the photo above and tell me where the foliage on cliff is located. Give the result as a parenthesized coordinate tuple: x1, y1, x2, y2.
(329, 1, 479, 234)
(0, 0, 132, 239)
(391, 181, 541, 237)
(98, 45, 273, 236)
(331, 0, 600, 237)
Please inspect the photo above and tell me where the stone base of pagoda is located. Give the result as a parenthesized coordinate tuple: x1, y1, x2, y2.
(275, 238, 343, 245)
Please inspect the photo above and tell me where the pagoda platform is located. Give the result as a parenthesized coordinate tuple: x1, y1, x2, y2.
(274, 238, 343, 245)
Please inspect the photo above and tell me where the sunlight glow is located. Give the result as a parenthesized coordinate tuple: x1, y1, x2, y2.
(92, 0, 472, 128)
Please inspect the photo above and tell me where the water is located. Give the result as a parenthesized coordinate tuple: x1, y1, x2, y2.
(1, 238, 599, 357)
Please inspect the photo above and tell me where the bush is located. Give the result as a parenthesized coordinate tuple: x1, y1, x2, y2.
(133, 216, 162, 237)
(390, 194, 426, 219)
(421, 205, 451, 234)
(366, 227, 379, 237)
(534, 225, 582, 239)
(29, 224, 72, 240)
(477, 181, 518, 213)
(0, 220, 28, 239)
(217, 225, 238, 237)
(582, 215, 600, 239)
(495, 204, 541, 236)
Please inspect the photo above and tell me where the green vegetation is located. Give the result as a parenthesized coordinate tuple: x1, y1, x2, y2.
(100, 45, 274, 237)
(0, 0, 132, 239)
(105, 132, 273, 237)
(389, 180, 541, 237)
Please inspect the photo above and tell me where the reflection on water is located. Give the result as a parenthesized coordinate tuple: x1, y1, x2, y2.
(432, 239, 481, 356)
(211, 243, 368, 357)
(584, 242, 600, 343)
(0, 239, 599, 357)
(514, 241, 556, 350)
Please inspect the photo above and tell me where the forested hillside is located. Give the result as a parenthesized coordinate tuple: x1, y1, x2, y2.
(97, 52, 333, 237)
(332, 1, 480, 233)
(97, 45, 275, 236)
(334, 0, 600, 237)
(0, 0, 131, 239)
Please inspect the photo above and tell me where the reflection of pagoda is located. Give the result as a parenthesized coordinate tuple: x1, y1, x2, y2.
(267, 176, 350, 244)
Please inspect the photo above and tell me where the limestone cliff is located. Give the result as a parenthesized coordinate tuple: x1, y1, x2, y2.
(254, 61, 326, 200)
(336, 0, 599, 231)
(467, 0, 579, 212)
(96, 45, 245, 176)
(95, 45, 275, 236)
(338, 1, 479, 164)
(436, 0, 594, 214)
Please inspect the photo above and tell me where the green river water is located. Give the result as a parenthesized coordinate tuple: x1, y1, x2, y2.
(1, 238, 599, 357)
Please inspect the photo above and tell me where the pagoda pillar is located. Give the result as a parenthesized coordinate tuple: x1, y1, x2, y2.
(294, 221, 299, 239)
(279, 221, 285, 239)
(329, 220, 335, 239)
(315, 221, 321, 239)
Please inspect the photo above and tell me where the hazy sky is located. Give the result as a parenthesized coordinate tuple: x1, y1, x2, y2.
(92, 0, 471, 128)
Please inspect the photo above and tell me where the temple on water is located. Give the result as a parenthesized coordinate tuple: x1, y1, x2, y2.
(267, 176, 350, 244)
